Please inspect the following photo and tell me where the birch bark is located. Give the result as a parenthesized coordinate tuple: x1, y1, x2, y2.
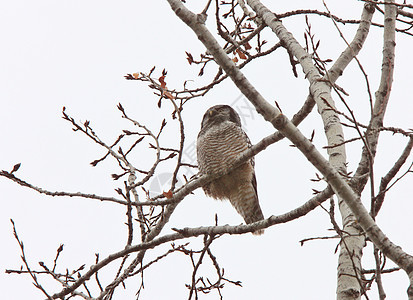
(244, 1, 374, 297)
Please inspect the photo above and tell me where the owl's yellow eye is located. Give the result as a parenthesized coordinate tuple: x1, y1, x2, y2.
(208, 109, 214, 116)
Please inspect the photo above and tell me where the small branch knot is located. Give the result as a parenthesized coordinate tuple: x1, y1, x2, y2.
(197, 13, 207, 24)
(271, 113, 287, 130)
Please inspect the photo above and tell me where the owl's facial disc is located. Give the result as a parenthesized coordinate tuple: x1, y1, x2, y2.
(201, 105, 241, 130)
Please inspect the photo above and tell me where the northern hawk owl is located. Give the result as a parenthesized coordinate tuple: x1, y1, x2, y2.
(197, 105, 264, 235)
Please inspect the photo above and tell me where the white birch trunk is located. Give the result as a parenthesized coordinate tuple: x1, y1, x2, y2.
(244, 1, 372, 298)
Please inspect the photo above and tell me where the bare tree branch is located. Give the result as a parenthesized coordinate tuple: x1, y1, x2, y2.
(4, 1, 413, 299)
(166, 1, 413, 299)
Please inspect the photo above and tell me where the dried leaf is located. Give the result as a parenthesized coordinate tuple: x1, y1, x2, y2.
(236, 49, 247, 60)
(159, 75, 167, 89)
(132, 72, 140, 79)
(163, 190, 173, 199)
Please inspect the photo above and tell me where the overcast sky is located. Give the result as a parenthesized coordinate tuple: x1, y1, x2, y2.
(1, 1, 413, 299)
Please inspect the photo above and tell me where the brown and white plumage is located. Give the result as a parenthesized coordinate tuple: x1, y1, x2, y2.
(197, 105, 264, 235)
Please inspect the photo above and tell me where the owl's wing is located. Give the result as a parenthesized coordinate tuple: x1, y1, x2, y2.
(251, 171, 258, 200)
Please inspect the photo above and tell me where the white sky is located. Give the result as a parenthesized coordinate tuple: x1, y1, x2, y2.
(1, 1, 413, 299)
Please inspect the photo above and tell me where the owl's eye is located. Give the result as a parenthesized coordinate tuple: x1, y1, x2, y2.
(208, 109, 215, 117)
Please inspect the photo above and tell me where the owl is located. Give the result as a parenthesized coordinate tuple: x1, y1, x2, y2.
(197, 105, 264, 235)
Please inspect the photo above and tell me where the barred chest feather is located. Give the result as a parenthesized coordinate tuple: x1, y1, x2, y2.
(197, 121, 249, 176)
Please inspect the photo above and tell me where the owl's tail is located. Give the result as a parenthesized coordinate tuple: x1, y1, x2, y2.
(230, 183, 265, 236)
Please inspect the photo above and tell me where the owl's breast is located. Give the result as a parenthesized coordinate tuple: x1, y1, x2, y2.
(197, 122, 248, 175)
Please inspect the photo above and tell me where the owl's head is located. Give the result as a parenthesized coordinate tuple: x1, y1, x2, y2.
(200, 105, 241, 130)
